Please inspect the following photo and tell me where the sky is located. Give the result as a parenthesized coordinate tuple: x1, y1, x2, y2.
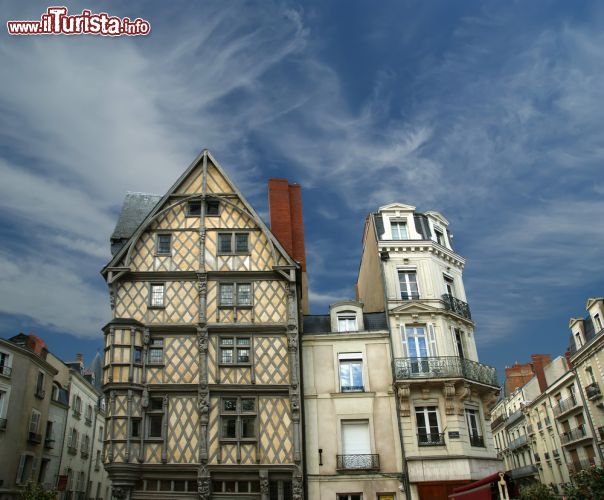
(1, 0, 603, 381)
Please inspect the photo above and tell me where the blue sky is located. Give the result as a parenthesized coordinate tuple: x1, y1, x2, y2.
(1, 0, 603, 380)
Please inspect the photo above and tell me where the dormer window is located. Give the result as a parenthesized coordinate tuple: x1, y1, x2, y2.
(575, 332, 583, 348)
(391, 220, 408, 240)
(434, 228, 446, 247)
(595, 313, 602, 331)
(338, 312, 357, 332)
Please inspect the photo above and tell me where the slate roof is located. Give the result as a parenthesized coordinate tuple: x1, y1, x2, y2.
(302, 312, 388, 334)
(111, 192, 162, 240)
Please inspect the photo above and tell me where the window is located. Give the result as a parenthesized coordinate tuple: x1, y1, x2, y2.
(15, 453, 34, 484)
(81, 434, 90, 455)
(339, 354, 363, 392)
(586, 366, 596, 384)
(337, 495, 362, 500)
(340, 420, 372, 469)
(35, 371, 45, 397)
(219, 283, 253, 306)
(0, 390, 8, 425)
(217, 232, 249, 254)
(29, 409, 41, 435)
(68, 428, 79, 452)
(150, 283, 165, 307)
(85, 404, 93, 424)
(444, 275, 455, 296)
(99, 426, 104, 442)
(0, 351, 10, 376)
(416, 406, 443, 446)
(398, 270, 419, 300)
(220, 397, 257, 441)
(95, 450, 101, 469)
(131, 418, 141, 438)
(148, 338, 164, 364)
(454, 328, 465, 359)
(146, 398, 164, 438)
(575, 332, 583, 348)
(465, 408, 484, 447)
(133, 347, 142, 364)
(73, 395, 82, 417)
(156, 234, 172, 255)
(220, 337, 251, 365)
(337, 312, 357, 332)
(391, 220, 408, 240)
(595, 313, 603, 331)
(187, 200, 220, 216)
(434, 228, 446, 246)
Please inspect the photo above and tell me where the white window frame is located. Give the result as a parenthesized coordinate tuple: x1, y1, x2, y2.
(338, 353, 364, 392)
(415, 405, 442, 443)
(398, 268, 420, 300)
(149, 283, 165, 308)
(337, 312, 358, 332)
(465, 407, 483, 439)
(390, 220, 408, 240)
(29, 409, 41, 434)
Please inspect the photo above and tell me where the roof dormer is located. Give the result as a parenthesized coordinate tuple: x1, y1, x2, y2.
(330, 301, 365, 333)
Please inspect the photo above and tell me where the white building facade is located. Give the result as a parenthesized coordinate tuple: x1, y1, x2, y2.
(356, 203, 501, 500)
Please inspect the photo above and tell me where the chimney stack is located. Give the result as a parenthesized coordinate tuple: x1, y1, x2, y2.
(268, 179, 308, 313)
(531, 354, 551, 393)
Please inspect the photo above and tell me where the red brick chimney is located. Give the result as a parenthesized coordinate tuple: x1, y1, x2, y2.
(531, 354, 551, 393)
(268, 179, 308, 313)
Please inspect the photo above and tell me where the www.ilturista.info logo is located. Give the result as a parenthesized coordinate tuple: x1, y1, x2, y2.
(7, 6, 151, 36)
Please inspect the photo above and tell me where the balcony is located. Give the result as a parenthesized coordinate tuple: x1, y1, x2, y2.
(80, 449, 89, 459)
(469, 434, 485, 448)
(534, 453, 541, 463)
(72, 409, 81, 419)
(491, 414, 506, 430)
(585, 382, 601, 400)
(394, 357, 498, 387)
(561, 424, 590, 446)
(336, 454, 380, 471)
(418, 432, 446, 447)
(507, 434, 528, 451)
(506, 410, 523, 428)
(544, 452, 550, 460)
(568, 458, 597, 474)
(28, 432, 42, 444)
(526, 424, 535, 436)
(442, 294, 472, 320)
(341, 385, 364, 393)
(509, 464, 538, 479)
(0, 365, 11, 378)
(553, 449, 560, 459)
(85, 416, 92, 426)
(553, 395, 581, 418)
(0, 418, 6, 431)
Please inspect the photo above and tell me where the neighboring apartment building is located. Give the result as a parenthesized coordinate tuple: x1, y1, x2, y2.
(302, 302, 403, 500)
(356, 204, 501, 500)
(49, 354, 110, 500)
(100, 150, 305, 499)
(0, 335, 58, 500)
(504, 355, 551, 396)
(569, 297, 604, 462)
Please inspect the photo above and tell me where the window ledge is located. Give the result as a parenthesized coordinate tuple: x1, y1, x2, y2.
(218, 363, 252, 368)
(144, 437, 164, 442)
(154, 253, 171, 257)
(147, 363, 165, 367)
(218, 304, 253, 309)
(217, 253, 251, 257)
(148, 306, 166, 310)
(330, 391, 375, 398)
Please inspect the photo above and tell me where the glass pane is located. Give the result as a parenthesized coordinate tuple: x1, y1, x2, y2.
(235, 233, 249, 253)
(237, 284, 252, 305)
(173, 481, 185, 492)
(148, 415, 163, 437)
(222, 417, 237, 438)
(224, 481, 236, 493)
(187, 201, 201, 216)
(219, 284, 234, 305)
(223, 399, 237, 412)
(157, 235, 171, 254)
(241, 398, 255, 412)
(250, 481, 260, 492)
(236, 338, 250, 346)
(237, 481, 249, 493)
(241, 417, 255, 438)
(237, 348, 250, 363)
(221, 338, 234, 345)
(206, 200, 219, 215)
(211, 481, 223, 493)
(151, 285, 164, 306)
(160, 480, 171, 491)
(340, 363, 351, 385)
(150, 398, 163, 410)
(221, 348, 233, 364)
(149, 348, 163, 364)
(218, 233, 232, 253)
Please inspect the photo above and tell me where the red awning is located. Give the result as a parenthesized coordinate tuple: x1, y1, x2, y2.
(448, 472, 507, 500)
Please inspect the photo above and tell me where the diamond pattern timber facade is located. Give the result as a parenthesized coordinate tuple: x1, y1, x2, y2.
(101, 150, 304, 500)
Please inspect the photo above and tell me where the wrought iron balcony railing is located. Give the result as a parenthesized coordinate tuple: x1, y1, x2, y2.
(553, 395, 580, 417)
(553, 449, 560, 458)
(561, 424, 589, 445)
(336, 454, 380, 471)
(585, 382, 601, 399)
(509, 464, 538, 479)
(44, 436, 55, 448)
(469, 434, 485, 448)
(80, 449, 89, 459)
(507, 434, 528, 451)
(505, 410, 523, 428)
(544, 452, 550, 460)
(394, 356, 498, 387)
(341, 385, 364, 393)
(0, 365, 11, 377)
(418, 432, 445, 446)
(441, 294, 472, 320)
(491, 414, 505, 430)
(0, 418, 6, 431)
(568, 458, 597, 474)
(28, 432, 42, 444)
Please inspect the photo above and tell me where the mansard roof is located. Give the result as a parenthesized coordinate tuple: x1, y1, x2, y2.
(302, 311, 388, 334)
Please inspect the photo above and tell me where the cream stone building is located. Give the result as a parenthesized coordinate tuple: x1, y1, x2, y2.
(356, 204, 500, 500)
(101, 150, 304, 500)
(569, 297, 604, 462)
(302, 302, 403, 500)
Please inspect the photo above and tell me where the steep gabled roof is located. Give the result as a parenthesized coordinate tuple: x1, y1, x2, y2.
(111, 193, 162, 240)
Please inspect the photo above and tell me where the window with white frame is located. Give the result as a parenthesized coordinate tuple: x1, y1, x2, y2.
(465, 408, 484, 447)
(586, 366, 596, 385)
(73, 395, 82, 417)
(15, 453, 34, 484)
(340, 420, 372, 469)
(150, 283, 165, 308)
(68, 428, 79, 452)
(219, 337, 251, 364)
(0, 351, 10, 376)
(443, 275, 455, 296)
(337, 495, 362, 500)
(0, 388, 9, 425)
(156, 234, 172, 255)
(35, 371, 45, 397)
(402, 325, 437, 367)
(398, 270, 419, 300)
(391, 220, 408, 240)
(219, 283, 252, 306)
(339, 353, 363, 392)
(29, 409, 41, 438)
(416, 406, 442, 446)
(337, 312, 358, 332)
(434, 227, 446, 246)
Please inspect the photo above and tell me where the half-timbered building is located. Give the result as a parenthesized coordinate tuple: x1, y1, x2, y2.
(101, 150, 304, 500)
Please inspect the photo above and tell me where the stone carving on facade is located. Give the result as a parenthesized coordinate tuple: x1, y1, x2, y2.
(197, 478, 210, 500)
(443, 382, 456, 415)
(197, 275, 207, 295)
(260, 478, 269, 495)
(456, 382, 472, 415)
(109, 287, 116, 310)
(111, 487, 128, 499)
(292, 464, 303, 500)
(397, 384, 411, 416)
(198, 333, 208, 353)
(483, 390, 499, 420)
(287, 333, 298, 351)
(197, 391, 209, 415)
(141, 387, 149, 409)
(143, 328, 150, 345)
